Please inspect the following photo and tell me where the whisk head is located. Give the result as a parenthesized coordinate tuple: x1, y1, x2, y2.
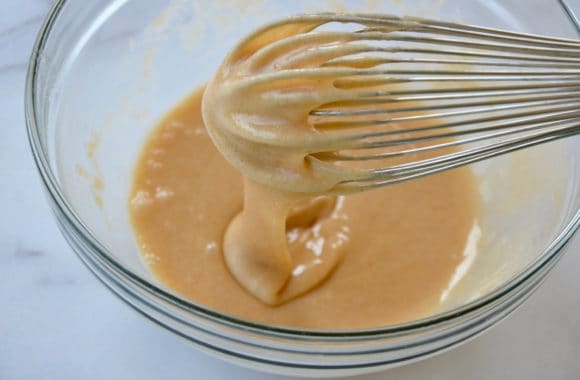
(203, 13, 580, 193)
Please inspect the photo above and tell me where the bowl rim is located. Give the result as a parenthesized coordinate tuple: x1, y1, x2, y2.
(25, 0, 580, 338)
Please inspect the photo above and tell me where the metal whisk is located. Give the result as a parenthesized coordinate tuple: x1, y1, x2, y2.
(204, 13, 580, 193)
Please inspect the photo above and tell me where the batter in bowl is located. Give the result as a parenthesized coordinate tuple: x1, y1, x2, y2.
(129, 87, 480, 329)
(129, 17, 481, 328)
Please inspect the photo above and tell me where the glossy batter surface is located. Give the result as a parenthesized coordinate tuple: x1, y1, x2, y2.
(129, 88, 480, 329)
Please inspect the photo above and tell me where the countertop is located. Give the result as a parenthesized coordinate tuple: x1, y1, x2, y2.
(1, 1, 579, 379)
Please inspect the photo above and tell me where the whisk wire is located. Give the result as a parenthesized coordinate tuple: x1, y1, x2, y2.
(225, 13, 580, 192)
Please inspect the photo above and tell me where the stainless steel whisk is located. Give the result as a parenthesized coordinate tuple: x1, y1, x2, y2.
(211, 13, 580, 193)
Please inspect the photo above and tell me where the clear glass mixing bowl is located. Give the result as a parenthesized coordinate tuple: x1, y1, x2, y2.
(26, 0, 579, 376)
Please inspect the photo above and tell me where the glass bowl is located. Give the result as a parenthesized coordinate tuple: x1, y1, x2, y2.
(26, 0, 579, 376)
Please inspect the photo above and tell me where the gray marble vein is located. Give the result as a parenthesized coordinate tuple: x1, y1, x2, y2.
(0, 14, 44, 40)
(14, 243, 45, 258)
(0, 61, 28, 75)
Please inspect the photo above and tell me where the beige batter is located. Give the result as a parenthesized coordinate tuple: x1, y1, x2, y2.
(129, 87, 480, 329)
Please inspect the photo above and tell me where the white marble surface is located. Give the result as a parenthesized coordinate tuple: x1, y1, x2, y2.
(1, 1, 579, 379)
